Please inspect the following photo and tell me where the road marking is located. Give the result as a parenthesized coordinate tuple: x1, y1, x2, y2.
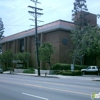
(0, 80, 90, 96)
(0, 76, 99, 90)
(22, 93, 49, 100)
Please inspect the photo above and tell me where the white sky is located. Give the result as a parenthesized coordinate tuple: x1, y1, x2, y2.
(0, 0, 100, 36)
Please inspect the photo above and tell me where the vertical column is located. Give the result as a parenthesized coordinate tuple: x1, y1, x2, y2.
(14, 40, 16, 53)
(24, 37, 27, 52)
(6, 42, 9, 50)
(3, 42, 7, 52)
(5, 42, 7, 50)
(27, 37, 30, 52)
(40, 33, 44, 69)
(8, 42, 10, 49)
(15, 40, 17, 53)
(40, 33, 43, 45)
(16, 39, 19, 53)
(40, 33, 42, 69)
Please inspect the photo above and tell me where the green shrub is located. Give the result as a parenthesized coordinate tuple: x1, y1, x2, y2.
(23, 68, 34, 74)
(73, 70, 82, 76)
(55, 70, 82, 76)
(52, 63, 70, 70)
(55, 70, 63, 75)
(74, 65, 87, 70)
(52, 63, 87, 70)
(62, 71, 72, 76)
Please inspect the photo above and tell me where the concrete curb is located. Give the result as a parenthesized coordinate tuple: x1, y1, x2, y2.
(3, 72, 59, 78)
(3, 71, 100, 80)
(16, 73, 59, 78)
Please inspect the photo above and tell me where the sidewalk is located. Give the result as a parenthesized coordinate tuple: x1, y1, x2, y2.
(3, 71, 100, 81)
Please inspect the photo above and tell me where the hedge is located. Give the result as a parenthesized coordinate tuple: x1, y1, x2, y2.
(55, 70, 82, 76)
(23, 68, 35, 74)
(52, 63, 87, 70)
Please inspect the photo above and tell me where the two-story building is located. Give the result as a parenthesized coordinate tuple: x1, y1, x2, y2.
(0, 12, 99, 69)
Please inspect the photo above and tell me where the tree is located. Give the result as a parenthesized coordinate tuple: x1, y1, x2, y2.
(71, 28, 85, 65)
(39, 43, 54, 70)
(0, 18, 4, 39)
(15, 52, 31, 68)
(71, 0, 88, 65)
(72, 0, 88, 27)
(97, 14, 100, 18)
(0, 50, 14, 73)
(0, 18, 4, 53)
(71, 24, 100, 65)
(81, 25, 100, 64)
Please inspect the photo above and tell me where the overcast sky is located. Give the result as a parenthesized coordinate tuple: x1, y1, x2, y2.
(0, 0, 100, 36)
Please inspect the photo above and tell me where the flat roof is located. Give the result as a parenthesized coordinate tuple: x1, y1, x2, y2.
(0, 20, 74, 43)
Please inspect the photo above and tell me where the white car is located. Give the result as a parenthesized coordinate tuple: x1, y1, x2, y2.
(0, 68, 3, 74)
(81, 66, 99, 75)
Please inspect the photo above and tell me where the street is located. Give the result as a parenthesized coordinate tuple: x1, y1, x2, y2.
(0, 74, 100, 100)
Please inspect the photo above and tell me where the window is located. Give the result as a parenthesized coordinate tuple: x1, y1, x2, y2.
(20, 39, 24, 52)
(87, 66, 91, 69)
(92, 67, 95, 69)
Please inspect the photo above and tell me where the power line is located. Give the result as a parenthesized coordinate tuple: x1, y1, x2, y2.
(1, 1, 69, 23)
(5, 25, 30, 27)
(1, 0, 72, 33)
(0, 1, 70, 30)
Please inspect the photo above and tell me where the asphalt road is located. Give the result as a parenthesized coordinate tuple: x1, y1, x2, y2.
(0, 74, 100, 100)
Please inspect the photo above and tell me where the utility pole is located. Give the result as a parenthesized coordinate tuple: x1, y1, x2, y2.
(28, 0, 43, 76)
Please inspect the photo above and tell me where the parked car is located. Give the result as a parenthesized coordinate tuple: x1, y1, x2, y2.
(81, 66, 100, 75)
(0, 68, 3, 74)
